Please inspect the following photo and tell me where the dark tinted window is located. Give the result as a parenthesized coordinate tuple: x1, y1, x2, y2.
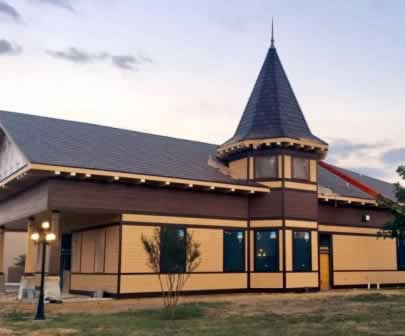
(398, 240, 405, 270)
(293, 231, 311, 272)
(160, 227, 186, 273)
(255, 156, 278, 179)
(255, 230, 279, 272)
(224, 230, 245, 272)
(293, 157, 309, 180)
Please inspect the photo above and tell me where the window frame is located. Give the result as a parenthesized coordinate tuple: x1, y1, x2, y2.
(292, 157, 310, 181)
(397, 239, 405, 271)
(254, 155, 279, 180)
(223, 229, 245, 273)
(160, 225, 187, 274)
(254, 229, 279, 273)
(292, 230, 312, 272)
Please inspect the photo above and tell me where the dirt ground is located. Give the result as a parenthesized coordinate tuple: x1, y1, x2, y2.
(1, 288, 403, 315)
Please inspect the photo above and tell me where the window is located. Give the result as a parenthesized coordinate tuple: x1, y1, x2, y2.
(398, 240, 405, 270)
(160, 227, 186, 273)
(255, 156, 278, 179)
(224, 230, 245, 272)
(255, 230, 279, 272)
(293, 231, 311, 272)
(293, 157, 309, 180)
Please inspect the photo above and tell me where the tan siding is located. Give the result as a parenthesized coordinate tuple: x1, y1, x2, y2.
(81, 230, 96, 273)
(334, 271, 405, 285)
(311, 231, 318, 271)
(251, 220, 283, 228)
(319, 225, 379, 235)
(285, 230, 292, 271)
(70, 274, 118, 293)
(277, 155, 283, 178)
(120, 274, 247, 293)
(310, 160, 317, 182)
(258, 181, 283, 188)
(105, 226, 120, 273)
(284, 182, 317, 192)
(286, 272, 318, 288)
(121, 225, 157, 273)
(71, 233, 82, 273)
(94, 229, 106, 273)
(284, 155, 292, 179)
(250, 273, 283, 288)
(122, 214, 247, 228)
(285, 220, 317, 229)
(249, 157, 254, 179)
(333, 235, 397, 271)
(229, 158, 248, 180)
(189, 228, 224, 272)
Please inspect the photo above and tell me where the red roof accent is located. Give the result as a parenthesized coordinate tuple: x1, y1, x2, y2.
(319, 161, 381, 199)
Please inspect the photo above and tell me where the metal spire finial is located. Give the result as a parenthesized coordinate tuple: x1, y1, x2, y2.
(271, 18, 275, 48)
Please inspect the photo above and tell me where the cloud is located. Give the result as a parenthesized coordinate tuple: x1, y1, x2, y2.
(0, 1, 21, 22)
(0, 39, 22, 55)
(46, 48, 105, 63)
(327, 138, 386, 164)
(45, 47, 153, 71)
(30, 0, 75, 12)
(348, 167, 389, 180)
(382, 147, 405, 165)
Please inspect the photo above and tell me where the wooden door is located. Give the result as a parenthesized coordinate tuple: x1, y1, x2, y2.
(320, 252, 330, 290)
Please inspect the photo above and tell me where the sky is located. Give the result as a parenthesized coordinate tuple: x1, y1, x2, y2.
(0, 0, 404, 183)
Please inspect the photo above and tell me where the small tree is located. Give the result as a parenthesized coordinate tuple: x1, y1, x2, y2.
(141, 228, 201, 317)
(378, 166, 405, 238)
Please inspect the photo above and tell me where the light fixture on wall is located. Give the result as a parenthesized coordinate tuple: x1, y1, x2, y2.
(362, 214, 371, 222)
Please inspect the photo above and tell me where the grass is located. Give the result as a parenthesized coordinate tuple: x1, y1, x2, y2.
(3, 292, 405, 335)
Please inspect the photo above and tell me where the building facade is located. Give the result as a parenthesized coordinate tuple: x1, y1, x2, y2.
(0, 34, 402, 298)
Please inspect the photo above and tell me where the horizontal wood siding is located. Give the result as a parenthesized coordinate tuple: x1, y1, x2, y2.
(249, 190, 283, 219)
(120, 274, 247, 293)
(70, 274, 118, 293)
(189, 228, 223, 272)
(333, 235, 397, 271)
(122, 214, 247, 228)
(286, 273, 318, 288)
(121, 225, 158, 273)
(0, 182, 49, 226)
(334, 272, 405, 286)
(250, 273, 283, 288)
(48, 180, 248, 219)
(284, 190, 318, 220)
(319, 204, 393, 228)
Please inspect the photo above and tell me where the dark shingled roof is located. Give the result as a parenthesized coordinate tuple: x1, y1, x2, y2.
(223, 44, 326, 146)
(0, 111, 395, 201)
(318, 165, 373, 200)
(330, 165, 398, 201)
(0, 111, 259, 187)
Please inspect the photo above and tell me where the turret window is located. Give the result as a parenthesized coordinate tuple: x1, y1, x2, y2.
(255, 156, 278, 179)
(292, 157, 310, 180)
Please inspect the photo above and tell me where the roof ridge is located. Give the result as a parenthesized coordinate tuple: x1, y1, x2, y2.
(0, 110, 219, 148)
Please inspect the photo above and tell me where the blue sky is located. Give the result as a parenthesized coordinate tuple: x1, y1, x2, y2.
(0, 0, 404, 182)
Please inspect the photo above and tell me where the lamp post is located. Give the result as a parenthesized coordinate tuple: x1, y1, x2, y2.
(30, 220, 56, 321)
